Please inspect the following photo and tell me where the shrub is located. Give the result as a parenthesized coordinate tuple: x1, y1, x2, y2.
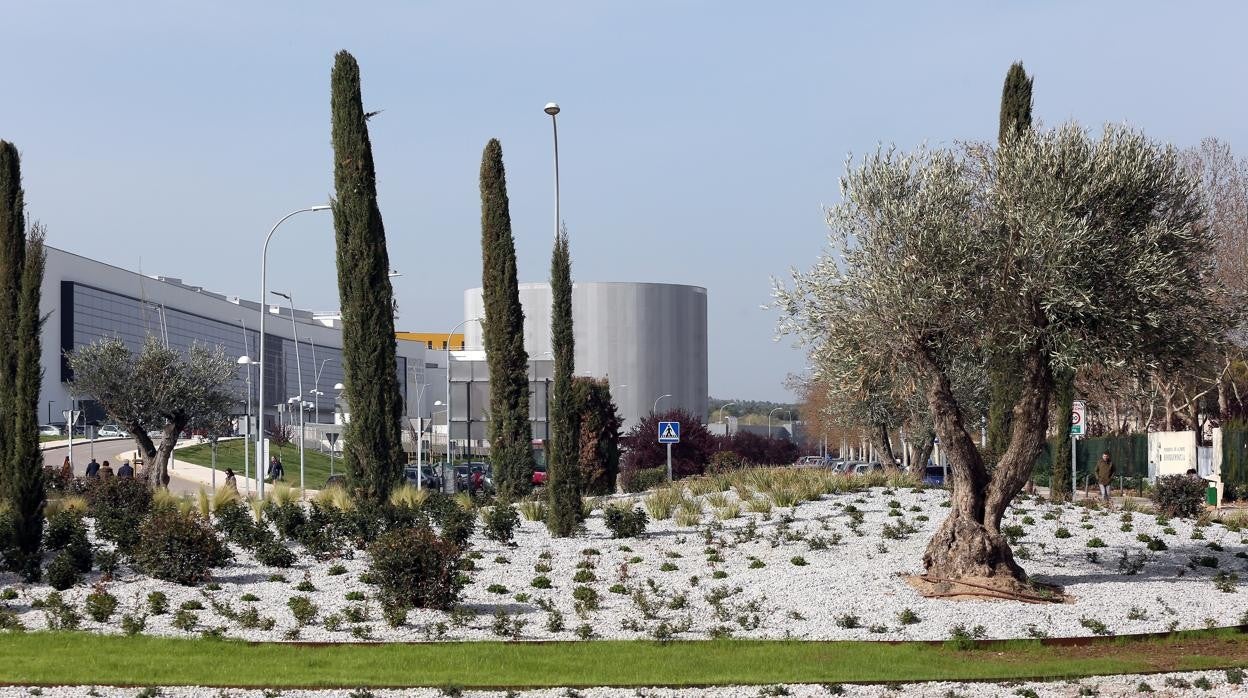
(368, 526, 463, 610)
(623, 467, 668, 494)
(1086, 537, 1106, 548)
(95, 549, 120, 575)
(44, 550, 81, 590)
(86, 478, 153, 552)
(213, 499, 266, 549)
(84, 586, 118, 623)
(572, 585, 600, 610)
(1151, 474, 1206, 519)
(287, 595, 318, 626)
(120, 612, 146, 636)
(603, 505, 648, 539)
(708, 451, 746, 472)
(482, 503, 520, 544)
(147, 591, 169, 615)
(133, 511, 231, 585)
(171, 609, 197, 632)
(531, 575, 552, 589)
(254, 539, 297, 568)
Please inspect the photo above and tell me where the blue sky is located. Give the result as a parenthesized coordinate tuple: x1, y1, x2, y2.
(4, 1, 1246, 402)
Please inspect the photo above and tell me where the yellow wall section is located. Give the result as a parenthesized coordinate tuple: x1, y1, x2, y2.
(396, 331, 464, 351)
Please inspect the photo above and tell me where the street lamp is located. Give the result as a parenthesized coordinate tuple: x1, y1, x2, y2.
(237, 355, 255, 495)
(719, 402, 737, 437)
(272, 290, 307, 497)
(258, 204, 329, 500)
(446, 318, 481, 468)
(653, 394, 672, 415)
(544, 102, 561, 242)
(311, 358, 333, 425)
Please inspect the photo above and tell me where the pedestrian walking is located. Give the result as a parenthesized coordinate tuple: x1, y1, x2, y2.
(84, 457, 100, 478)
(224, 468, 237, 492)
(59, 456, 73, 480)
(1096, 451, 1115, 504)
(100, 460, 115, 479)
(117, 460, 134, 479)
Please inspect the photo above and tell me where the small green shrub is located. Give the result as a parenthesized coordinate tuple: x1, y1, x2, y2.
(287, 595, 318, 626)
(147, 591, 169, 615)
(44, 551, 81, 591)
(1151, 474, 1206, 518)
(1086, 537, 1106, 548)
(368, 525, 463, 611)
(254, 540, 297, 568)
(87, 478, 153, 552)
(84, 586, 118, 623)
(133, 511, 230, 585)
(603, 505, 649, 538)
(171, 609, 197, 632)
(482, 503, 520, 544)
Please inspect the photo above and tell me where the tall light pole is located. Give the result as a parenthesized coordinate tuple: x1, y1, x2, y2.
(258, 204, 329, 500)
(311, 358, 333, 425)
(446, 318, 481, 468)
(544, 102, 561, 241)
(237, 355, 255, 495)
(272, 290, 306, 496)
(768, 407, 784, 439)
(653, 394, 672, 415)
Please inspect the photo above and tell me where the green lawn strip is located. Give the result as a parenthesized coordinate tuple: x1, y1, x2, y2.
(174, 439, 339, 490)
(1, 632, 1246, 688)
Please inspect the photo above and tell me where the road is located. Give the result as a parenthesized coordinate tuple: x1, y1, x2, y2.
(42, 438, 207, 495)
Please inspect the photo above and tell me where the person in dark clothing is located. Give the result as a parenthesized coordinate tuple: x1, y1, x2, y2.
(100, 460, 115, 479)
(1095, 451, 1114, 503)
(117, 460, 134, 479)
(224, 468, 238, 492)
(84, 458, 100, 478)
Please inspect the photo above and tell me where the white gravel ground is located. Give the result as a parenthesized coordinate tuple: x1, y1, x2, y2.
(2, 485, 1246, 642)
(2, 670, 1246, 697)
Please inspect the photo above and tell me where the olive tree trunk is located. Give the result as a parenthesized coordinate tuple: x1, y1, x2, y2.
(920, 345, 1053, 588)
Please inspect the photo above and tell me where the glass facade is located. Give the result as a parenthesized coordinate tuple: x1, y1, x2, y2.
(61, 282, 406, 423)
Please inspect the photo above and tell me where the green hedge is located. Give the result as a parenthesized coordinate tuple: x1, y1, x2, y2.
(1032, 433, 1148, 485)
(1223, 420, 1248, 488)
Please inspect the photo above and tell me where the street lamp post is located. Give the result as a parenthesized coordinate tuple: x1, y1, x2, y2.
(445, 318, 481, 470)
(237, 355, 255, 495)
(257, 205, 329, 500)
(719, 402, 737, 437)
(544, 102, 561, 241)
(768, 407, 784, 439)
(311, 358, 333, 425)
(653, 394, 672, 415)
(272, 291, 307, 497)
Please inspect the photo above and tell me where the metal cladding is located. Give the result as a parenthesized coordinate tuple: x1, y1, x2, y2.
(464, 282, 708, 429)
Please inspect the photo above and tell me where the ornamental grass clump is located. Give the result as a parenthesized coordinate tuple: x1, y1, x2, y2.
(643, 488, 682, 520)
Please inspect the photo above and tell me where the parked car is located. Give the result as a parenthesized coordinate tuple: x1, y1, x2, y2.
(403, 464, 443, 490)
(922, 465, 946, 486)
(793, 455, 825, 468)
(98, 425, 130, 438)
(832, 460, 860, 474)
(850, 462, 884, 476)
(532, 462, 547, 486)
(38, 424, 62, 437)
(454, 462, 493, 493)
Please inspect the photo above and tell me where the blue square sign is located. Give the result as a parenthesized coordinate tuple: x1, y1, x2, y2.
(658, 421, 680, 444)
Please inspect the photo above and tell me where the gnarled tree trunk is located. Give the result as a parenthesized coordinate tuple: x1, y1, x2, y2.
(920, 346, 1053, 590)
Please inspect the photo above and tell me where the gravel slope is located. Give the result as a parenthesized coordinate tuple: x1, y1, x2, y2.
(2, 485, 1245, 642)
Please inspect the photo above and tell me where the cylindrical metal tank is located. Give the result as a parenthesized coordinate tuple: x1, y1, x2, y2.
(464, 282, 707, 430)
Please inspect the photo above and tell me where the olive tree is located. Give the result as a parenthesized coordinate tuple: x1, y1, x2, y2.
(777, 124, 1215, 591)
(68, 337, 236, 487)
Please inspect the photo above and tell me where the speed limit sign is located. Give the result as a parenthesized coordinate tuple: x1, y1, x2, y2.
(1070, 400, 1086, 437)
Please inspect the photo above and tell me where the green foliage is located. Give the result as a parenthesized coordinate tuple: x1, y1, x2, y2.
(574, 377, 622, 495)
(44, 550, 81, 590)
(479, 138, 534, 500)
(147, 591, 169, 615)
(622, 467, 667, 494)
(603, 504, 648, 538)
(547, 228, 580, 535)
(1050, 368, 1074, 500)
(367, 525, 464, 610)
(482, 502, 520, 543)
(86, 477, 153, 552)
(133, 510, 231, 585)
(84, 586, 118, 623)
(1152, 474, 1206, 518)
(330, 50, 405, 502)
(44, 509, 92, 573)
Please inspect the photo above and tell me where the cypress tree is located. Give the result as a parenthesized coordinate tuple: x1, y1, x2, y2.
(1050, 367, 1074, 501)
(9, 227, 45, 579)
(329, 51, 405, 502)
(985, 62, 1034, 466)
(479, 139, 533, 500)
(546, 227, 579, 535)
(0, 141, 26, 491)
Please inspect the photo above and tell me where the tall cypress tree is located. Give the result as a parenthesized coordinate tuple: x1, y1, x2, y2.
(330, 51, 405, 502)
(985, 62, 1034, 467)
(546, 227, 579, 535)
(9, 227, 45, 579)
(479, 139, 532, 500)
(0, 141, 26, 491)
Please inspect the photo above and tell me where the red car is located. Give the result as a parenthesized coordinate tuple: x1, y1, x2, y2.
(532, 463, 547, 486)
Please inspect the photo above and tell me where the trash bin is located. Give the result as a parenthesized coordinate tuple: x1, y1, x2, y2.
(1206, 482, 1217, 506)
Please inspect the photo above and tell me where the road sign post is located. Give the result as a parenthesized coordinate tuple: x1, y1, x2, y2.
(1071, 400, 1086, 495)
(658, 421, 681, 482)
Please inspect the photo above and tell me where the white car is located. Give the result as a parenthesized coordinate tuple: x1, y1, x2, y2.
(98, 425, 130, 438)
(38, 424, 61, 437)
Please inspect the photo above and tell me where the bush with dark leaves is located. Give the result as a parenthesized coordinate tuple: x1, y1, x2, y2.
(213, 500, 266, 549)
(44, 509, 93, 572)
(368, 525, 464, 610)
(44, 550, 81, 590)
(254, 539, 297, 568)
(621, 467, 667, 494)
(603, 505, 648, 538)
(265, 500, 308, 541)
(133, 511, 231, 585)
(87, 478, 153, 552)
(482, 502, 520, 544)
(1152, 474, 1207, 519)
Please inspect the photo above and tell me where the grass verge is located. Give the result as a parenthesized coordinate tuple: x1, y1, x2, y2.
(0, 630, 1245, 688)
(174, 439, 340, 490)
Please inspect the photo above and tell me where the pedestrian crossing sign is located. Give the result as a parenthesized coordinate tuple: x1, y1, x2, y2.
(658, 421, 680, 444)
